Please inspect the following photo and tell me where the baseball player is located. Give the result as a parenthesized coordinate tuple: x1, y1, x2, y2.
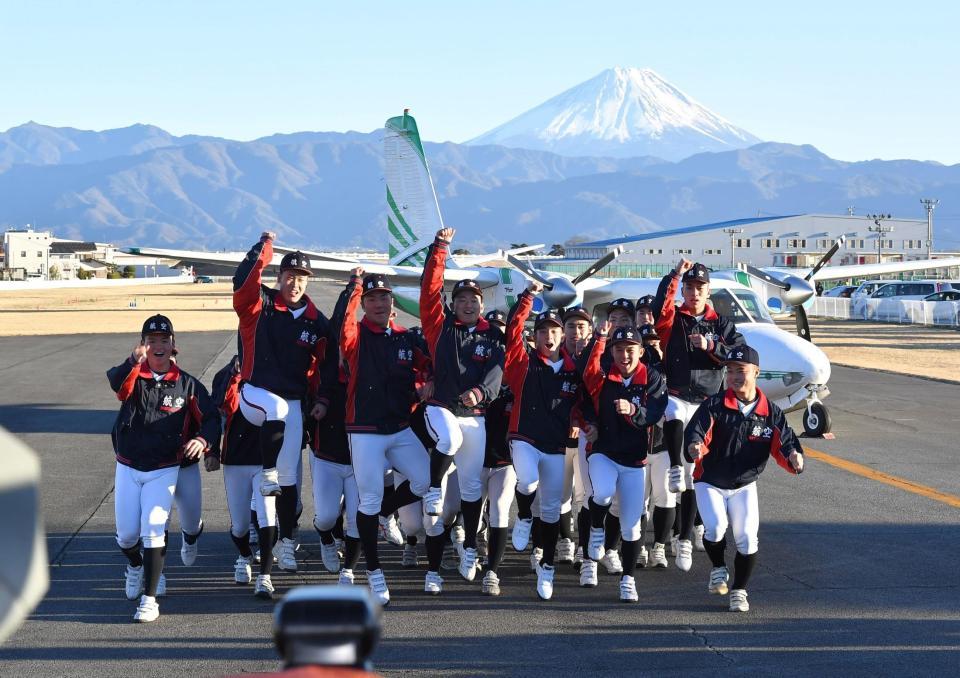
(582, 323, 668, 602)
(212, 355, 279, 599)
(505, 283, 585, 600)
(419, 228, 504, 585)
(685, 344, 804, 612)
(478, 386, 516, 596)
(655, 259, 744, 573)
(340, 269, 440, 604)
(233, 232, 330, 575)
(107, 315, 220, 622)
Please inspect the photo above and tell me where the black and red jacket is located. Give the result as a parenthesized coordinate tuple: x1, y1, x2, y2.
(503, 290, 583, 454)
(582, 335, 668, 467)
(107, 360, 220, 472)
(484, 389, 513, 468)
(212, 358, 260, 466)
(311, 285, 352, 465)
(654, 272, 744, 402)
(340, 277, 430, 434)
(684, 388, 803, 489)
(420, 237, 504, 417)
(233, 237, 329, 401)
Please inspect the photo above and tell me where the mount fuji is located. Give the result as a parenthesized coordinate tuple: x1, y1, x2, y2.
(468, 67, 761, 161)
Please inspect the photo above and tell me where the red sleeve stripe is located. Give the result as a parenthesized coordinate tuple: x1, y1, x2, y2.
(116, 362, 140, 401)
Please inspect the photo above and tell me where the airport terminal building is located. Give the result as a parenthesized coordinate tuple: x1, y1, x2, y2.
(557, 214, 947, 275)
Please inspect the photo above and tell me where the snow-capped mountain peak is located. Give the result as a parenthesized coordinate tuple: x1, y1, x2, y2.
(468, 67, 760, 160)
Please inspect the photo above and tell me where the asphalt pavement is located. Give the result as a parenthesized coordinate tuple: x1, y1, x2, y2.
(0, 308, 958, 677)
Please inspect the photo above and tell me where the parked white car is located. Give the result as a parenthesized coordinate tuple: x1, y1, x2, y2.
(857, 281, 960, 321)
(923, 290, 960, 326)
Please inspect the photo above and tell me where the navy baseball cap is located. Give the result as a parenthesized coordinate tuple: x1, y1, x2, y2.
(682, 263, 710, 284)
(562, 306, 592, 324)
(142, 314, 174, 338)
(609, 298, 636, 315)
(361, 273, 392, 296)
(638, 324, 659, 342)
(534, 310, 563, 330)
(725, 345, 760, 367)
(280, 251, 312, 276)
(609, 327, 643, 346)
(452, 279, 483, 299)
(635, 295, 657, 310)
(485, 310, 506, 327)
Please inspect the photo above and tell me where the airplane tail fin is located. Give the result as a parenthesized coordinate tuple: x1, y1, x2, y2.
(384, 110, 445, 267)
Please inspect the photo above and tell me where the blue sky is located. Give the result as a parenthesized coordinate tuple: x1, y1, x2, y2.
(1, 1, 957, 163)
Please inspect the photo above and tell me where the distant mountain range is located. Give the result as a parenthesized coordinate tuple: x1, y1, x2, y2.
(0, 68, 957, 253)
(469, 67, 760, 160)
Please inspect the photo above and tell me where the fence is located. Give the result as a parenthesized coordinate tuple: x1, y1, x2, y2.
(809, 296, 960, 327)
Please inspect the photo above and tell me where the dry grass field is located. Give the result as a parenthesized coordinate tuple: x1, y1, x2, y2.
(2, 282, 958, 382)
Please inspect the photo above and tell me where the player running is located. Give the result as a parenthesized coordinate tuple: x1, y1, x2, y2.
(233, 232, 330, 575)
(107, 315, 220, 622)
(684, 344, 804, 612)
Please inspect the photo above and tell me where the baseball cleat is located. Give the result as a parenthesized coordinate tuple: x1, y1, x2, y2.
(481, 570, 501, 596)
(650, 543, 668, 568)
(422, 487, 443, 516)
(424, 570, 444, 595)
(338, 568, 355, 586)
(181, 535, 198, 567)
(155, 574, 167, 597)
(587, 527, 605, 561)
(536, 563, 555, 600)
(379, 515, 404, 545)
(234, 556, 252, 584)
(729, 588, 749, 612)
(619, 575, 639, 603)
(368, 569, 390, 605)
(709, 566, 730, 595)
(124, 565, 144, 600)
(320, 542, 341, 574)
(133, 595, 159, 623)
(601, 549, 623, 575)
(458, 545, 478, 582)
(675, 539, 693, 572)
(260, 468, 281, 497)
(555, 538, 575, 564)
(254, 574, 275, 600)
(579, 559, 598, 588)
(401, 543, 419, 568)
(668, 465, 684, 493)
(277, 537, 297, 572)
(511, 518, 533, 551)
(694, 524, 706, 551)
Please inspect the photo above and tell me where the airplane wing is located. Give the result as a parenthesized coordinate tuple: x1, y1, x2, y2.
(767, 257, 960, 282)
(453, 244, 546, 268)
(125, 247, 503, 287)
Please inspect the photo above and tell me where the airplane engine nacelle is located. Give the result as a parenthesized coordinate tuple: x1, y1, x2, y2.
(779, 274, 816, 308)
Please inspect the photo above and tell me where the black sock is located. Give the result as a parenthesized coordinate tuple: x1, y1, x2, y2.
(356, 511, 381, 572)
(317, 528, 335, 546)
(673, 503, 682, 536)
(260, 420, 286, 469)
(343, 536, 362, 570)
(652, 506, 676, 545)
(559, 510, 575, 540)
(732, 551, 757, 590)
(231, 531, 252, 557)
(406, 534, 418, 546)
(183, 521, 203, 545)
(539, 520, 560, 566)
(120, 542, 143, 568)
(380, 480, 420, 516)
(639, 513, 648, 545)
(429, 449, 454, 487)
(160, 529, 168, 558)
(679, 489, 697, 541)
(703, 537, 727, 568)
(694, 510, 703, 527)
(426, 533, 446, 572)
(620, 538, 639, 577)
(605, 514, 622, 551)
(461, 499, 483, 549)
(382, 481, 396, 504)
(486, 527, 507, 574)
(515, 490, 535, 520)
(250, 509, 260, 532)
(277, 485, 298, 540)
(577, 508, 591, 550)
(332, 510, 345, 541)
(664, 419, 684, 467)
(531, 517, 543, 549)
(142, 547, 164, 597)
(589, 497, 610, 529)
(258, 526, 277, 575)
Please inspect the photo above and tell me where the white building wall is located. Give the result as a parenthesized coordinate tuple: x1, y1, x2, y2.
(3, 230, 52, 277)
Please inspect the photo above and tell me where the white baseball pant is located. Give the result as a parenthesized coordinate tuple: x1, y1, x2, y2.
(115, 463, 178, 549)
(481, 465, 517, 529)
(239, 383, 303, 486)
(172, 461, 203, 535)
(647, 451, 677, 509)
(310, 456, 359, 539)
(511, 440, 566, 523)
(223, 465, 278, 537)
(666, 395, 702, 487)
(587, 453, 648, 541)
(424, 406, 486, 502)
(695, 481, 760, 555)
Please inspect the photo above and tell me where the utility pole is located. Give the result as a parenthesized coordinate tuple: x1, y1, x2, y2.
(867, 214, 894, 264)
(920, 198, 939, 258)
(723, 227, 744, 267)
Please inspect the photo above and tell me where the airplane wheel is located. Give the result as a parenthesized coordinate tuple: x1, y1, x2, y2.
(803, 403, 832, 437)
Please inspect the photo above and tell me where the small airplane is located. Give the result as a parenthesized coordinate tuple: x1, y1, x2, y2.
(127, 110, 960, 438)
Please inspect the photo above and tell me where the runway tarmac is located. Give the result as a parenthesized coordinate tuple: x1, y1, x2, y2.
(0, 323, 958, 677)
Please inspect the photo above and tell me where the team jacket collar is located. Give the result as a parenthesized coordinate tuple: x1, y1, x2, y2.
(533, 345, 576, 371)
(679, 303, 719, 321)
(606, 360, 648, 386)
(360, 316, 407, 334)
(137, 361, 181, 382)
(723, 388, 770, 417)
(272, 293, 319, 320)
(454, 317, 490, 332)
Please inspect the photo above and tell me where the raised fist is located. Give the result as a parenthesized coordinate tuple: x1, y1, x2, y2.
(437, 228, 456, 243)
(675, 258, 694, 275)
(131, 343, 148, 364)
(350, 266, 364, 278)
(528, 280, 544, 294)
(261, 231, 277, 242)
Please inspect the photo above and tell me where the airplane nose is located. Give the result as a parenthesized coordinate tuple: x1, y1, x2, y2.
(802, 343, 832, 387)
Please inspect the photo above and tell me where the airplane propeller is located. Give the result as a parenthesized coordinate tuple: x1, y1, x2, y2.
(506, 247, 624, 309)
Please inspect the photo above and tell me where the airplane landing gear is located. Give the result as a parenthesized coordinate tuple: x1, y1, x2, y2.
(803, 401, 832, 437)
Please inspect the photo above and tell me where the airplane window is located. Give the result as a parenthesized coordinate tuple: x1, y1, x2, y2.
(710, 289, 770, 324)
(731, 290, 775, 324)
